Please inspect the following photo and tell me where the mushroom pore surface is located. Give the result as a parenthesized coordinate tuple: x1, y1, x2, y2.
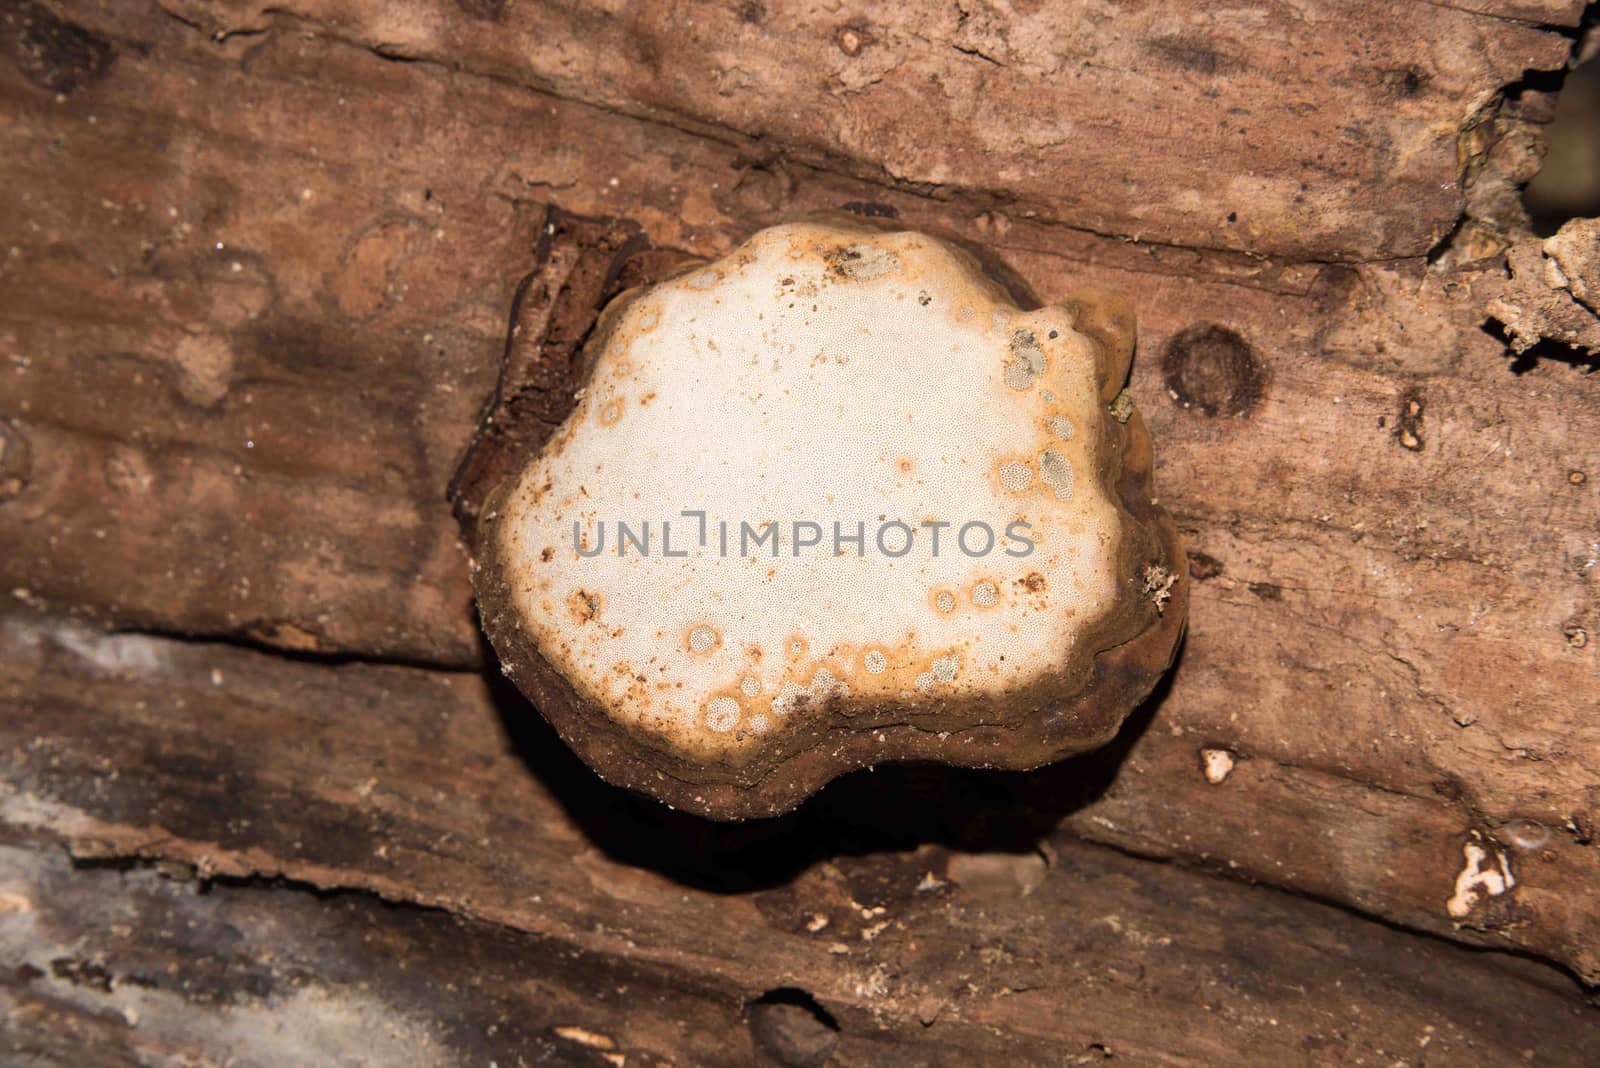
(474, 219, 1186, 819)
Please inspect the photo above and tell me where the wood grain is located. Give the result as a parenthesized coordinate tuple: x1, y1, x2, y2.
(0, 0, 1597, 1052)
(4, 616, 1596, 1064)
(159, 0, 1574, 260)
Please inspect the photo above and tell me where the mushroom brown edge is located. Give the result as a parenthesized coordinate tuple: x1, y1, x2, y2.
(469, 217, 1188, 821)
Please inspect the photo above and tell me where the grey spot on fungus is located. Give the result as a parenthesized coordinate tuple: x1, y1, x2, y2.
(914, 671, 937, 693)
(828, 243, 900, 281)
(1039, 450, 1074, 501)
(998, 460, 1034, 492)
(706, 696, 742, 733)
(811, 668, 847, 699)
(740, 675, 763, 697)
(1050, 414, 1075, 440)
(864, 650, 889, 674)
(932, 654, 960, 682)
(773, 681, 809, 716)
(1004, 330, 1046, 391)
(933, 590, 957, 613)
(971, 581, 999, 608)
(567, 589, 603, 623)
(689, 625, 719, 654)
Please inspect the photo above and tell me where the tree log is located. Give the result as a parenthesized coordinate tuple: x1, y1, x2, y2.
(1, 0, 1597, 1058)
(3, 616, 1598, 1064)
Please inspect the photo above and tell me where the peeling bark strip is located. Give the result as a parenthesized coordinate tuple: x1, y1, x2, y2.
(2, 622, 1598, 1064)
(447, 206, 669, 535)
(1482, 219, 1600, 362)
(447, 207, 697, 537)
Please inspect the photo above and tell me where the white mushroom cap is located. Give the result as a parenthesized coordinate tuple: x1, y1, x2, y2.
(476, 218, 1183, 817)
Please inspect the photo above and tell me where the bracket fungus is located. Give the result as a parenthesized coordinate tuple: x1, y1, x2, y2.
(472, 218, 1186, 819)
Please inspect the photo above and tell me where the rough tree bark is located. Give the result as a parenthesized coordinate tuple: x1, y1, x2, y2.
(1, 0, 1597, 1063)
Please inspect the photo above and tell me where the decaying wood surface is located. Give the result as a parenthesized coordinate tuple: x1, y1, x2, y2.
(4, 617, 1600, 1064)
(2, 0, 1598, 1060)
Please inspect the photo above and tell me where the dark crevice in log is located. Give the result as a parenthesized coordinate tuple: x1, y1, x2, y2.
(8, 610, 488, 676)
(1485, 317, 1600, 371)
(17, 798, 1600, 1004)
(1057, 826, 1600, 998)
(1524, 1, 1600, 230)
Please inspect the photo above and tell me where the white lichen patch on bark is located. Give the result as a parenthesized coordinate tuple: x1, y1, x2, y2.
(1446, 837, 1516, 920)
(1200, 747, 1235, 785)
